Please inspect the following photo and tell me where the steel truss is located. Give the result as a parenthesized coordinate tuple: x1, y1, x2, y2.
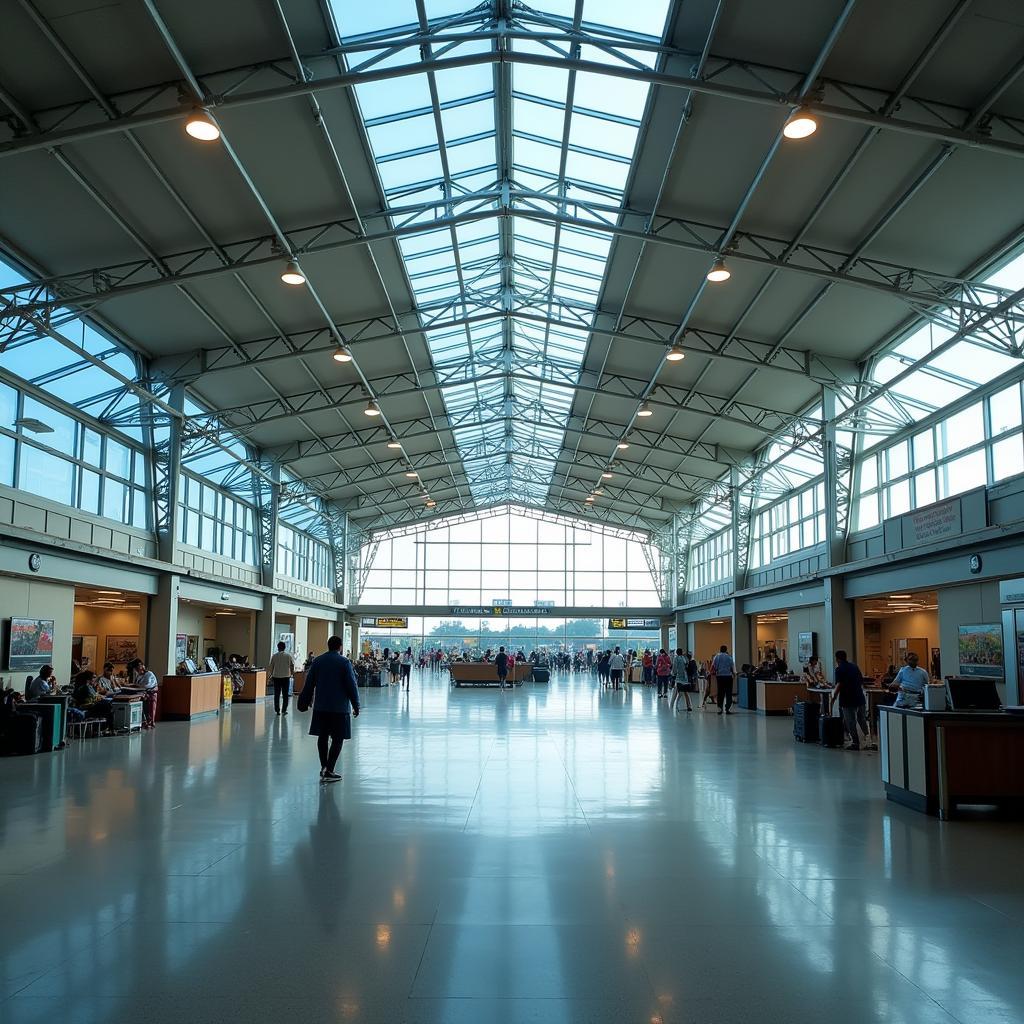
(2, 12, 1023, 160)
(2, 185, 1018, 348)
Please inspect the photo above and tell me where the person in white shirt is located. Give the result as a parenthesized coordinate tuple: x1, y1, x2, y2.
(801, 656, 826, 688)
(710, 646, 736, 715)
(891, 652, 930, 709)
(268, 641, 296, 715)
(608, 647, 625, 690)
(128, 658, 159, 729)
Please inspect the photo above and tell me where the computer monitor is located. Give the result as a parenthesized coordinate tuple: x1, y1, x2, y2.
(946, 677, 1002, 711)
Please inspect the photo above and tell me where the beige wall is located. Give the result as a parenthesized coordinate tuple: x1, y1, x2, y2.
(72, 604, 143, 672)
(217, 612, 254, 664)
(787, 605, 826, 671)
(938, 581, 1003, 695)
(308, 618, 330, 656)
(0, 576, 75, 689)
(693, 620, 731, 661)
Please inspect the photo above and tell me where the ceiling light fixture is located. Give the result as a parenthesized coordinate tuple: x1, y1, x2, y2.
(617, 442, 630, 450)
(585, 495, 595, 502)
(637, 400, 653, 417)
(602, 470, 613, 479)
(783, 105, 818, 140)
(332, 343, 353, 362)
(665, 342, 686, 362)
(425, 499, 436, 508)
(280, 260, 306, 286)
(387, 441, 402, 449)
(888, 594, 912, 599)
(364, 398, 381, 417)
(15, 417, 53, 434)
(184, 108, 220, 142)
(706, 257, 731, 283)
(404, 470, 418, 478)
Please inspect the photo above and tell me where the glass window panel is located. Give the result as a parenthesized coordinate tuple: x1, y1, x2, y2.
(860, 454, 877, 492)
(886, 441, 909, 480)
(102, 479, 126, 522)
(857, 495, 880, 530)
(914, 469, 936, 507)
(0, 381, 15, 429)
(105, 438, 131, 479)
(992, 433, 1024, 482)
(940, 449, 987, 497)
(912, 429, 934, 468)
(131, 488, 147, 529)
(939, 403, 984, 458)
(990, 385, 1022, 437)
(886, 480, 911, 517)
(80, 469, 100, 514)
(0, 434, 13, 486)
(82, 428, 102, 467)
(19, 445, 74, 504)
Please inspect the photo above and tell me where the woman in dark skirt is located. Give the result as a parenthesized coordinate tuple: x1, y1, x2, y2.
(298, 635, 360, 783)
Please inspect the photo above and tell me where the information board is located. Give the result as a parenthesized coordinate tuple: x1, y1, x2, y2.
(360, 616, 409, 629)
(608, 617, 661, 630)
(448, 606, 552, 617)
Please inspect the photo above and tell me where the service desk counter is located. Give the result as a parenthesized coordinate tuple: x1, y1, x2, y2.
(161, 673, 223, 720)
(757, 680, 807, 715)
(879, 705, 1024, 819)
(449, 662, 532, 687)
(233, 670, 268, 703)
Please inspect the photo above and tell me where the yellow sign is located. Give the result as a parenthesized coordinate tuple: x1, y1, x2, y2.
(609, 617, 627, 630)
(375, 616, 408, 629)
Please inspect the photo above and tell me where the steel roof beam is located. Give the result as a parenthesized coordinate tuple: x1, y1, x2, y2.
(2, 31, 1024, 160)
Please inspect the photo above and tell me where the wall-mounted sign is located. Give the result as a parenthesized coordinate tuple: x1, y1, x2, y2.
(608, 617, 661, 630)
(492, 599, 513, 607)
(901, 497, 962, 546)
(797, 631, 816, 663)
(534, 600, 556, 607)
(969, 554, 983, 575)
(448, 606, 552, 617)
(360, 616, 409, 629)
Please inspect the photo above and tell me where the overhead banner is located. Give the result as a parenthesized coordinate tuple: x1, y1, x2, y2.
(448, 606, 552, 617)
(609, 617, 662, 630)
(360, 616, 409, 629)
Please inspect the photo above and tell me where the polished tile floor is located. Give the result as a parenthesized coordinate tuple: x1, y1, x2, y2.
(2, 672, 1023, 1023)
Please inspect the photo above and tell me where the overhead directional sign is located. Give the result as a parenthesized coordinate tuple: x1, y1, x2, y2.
(608, 617, 662, 630)
(360, 616, 409, 629)
(448, 606, 552, 617)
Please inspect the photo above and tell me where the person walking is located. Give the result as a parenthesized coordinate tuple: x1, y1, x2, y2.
(297, 635, 360, 783)
(711, 645, 735, 715)
(655, 648, 673, 698)
(495, 646, 510, 689)
(832, 650, 870, 750)
(608, 646, 625, 690)
(400, 647, 413, 690)
(269, 641, 296, 716)
(641, 649, 654, 686)
(670, 648, 693, 712)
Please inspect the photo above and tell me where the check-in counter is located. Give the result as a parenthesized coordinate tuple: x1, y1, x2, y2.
(233, 670, 268, 703)
(161, 673, 223, 720)
(756, 680, 807, 715)
(879, 705, 1024, 819)
(449, 662, 532, 686)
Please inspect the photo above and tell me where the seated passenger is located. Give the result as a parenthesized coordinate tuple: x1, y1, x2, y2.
(27, 665, 57, 700)
(128, 658, 160, 729)
(96, 662, 120, 694)
(73, 670, 114, 731)
(801, 656, 826, 687)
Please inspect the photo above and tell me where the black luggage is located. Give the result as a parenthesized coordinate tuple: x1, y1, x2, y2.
(793, 700, 819, 743)
(367, 670, 383, 687)
(820, 714, 845, 748)
(10, 712, 44, 756)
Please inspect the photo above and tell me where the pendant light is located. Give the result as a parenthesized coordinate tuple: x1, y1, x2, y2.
(637, 399, 653, 417)
(617, 441, 630, 450)
(706, 257, 731, 283)
(783, 106, 818, 140)
(281, 260, 306, 286)
(332, 343, 353, 362)
(666, 342, 686, 361)
(364, 398, 381, 417)
(387, 440, 402, 449)
(185, 109, 220, 141)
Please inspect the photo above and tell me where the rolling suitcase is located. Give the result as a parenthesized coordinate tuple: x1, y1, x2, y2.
(11, 712, 44, 756)
(793, 700, 819, 743)
(820, 714, 845, 748)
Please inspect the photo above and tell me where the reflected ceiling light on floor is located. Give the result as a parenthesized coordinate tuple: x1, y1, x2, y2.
(281, 260, 306, 286)
(637, 400, 653, 417)
(783, 106, 818, 140)
(665, 342, 686, 362)
(706, 257, 731, 283)
(184, 108, 220, 141)
(364, 398, 381, 417)
(332, 343, 353, 362)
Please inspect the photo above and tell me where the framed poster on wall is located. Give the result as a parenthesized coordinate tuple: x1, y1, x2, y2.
(186, 635, 199, 661)
(278, 632, 295, 654)
(73, 634, 98, 671)
(7, 618, 55, 672)
(106, 635, 139, 665)
(797, 631, 816, 663)
(957, 624, 1003, 679)
(175, 634, 187, 666)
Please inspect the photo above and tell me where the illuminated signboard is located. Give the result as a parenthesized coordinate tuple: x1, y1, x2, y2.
(608, 617, 662, 630)
(360, 616, 409, 629)
(448, 607, 553, 617)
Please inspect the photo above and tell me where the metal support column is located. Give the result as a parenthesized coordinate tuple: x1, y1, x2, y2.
(152, 383, 184, 565)
(822, 386, 851, 567)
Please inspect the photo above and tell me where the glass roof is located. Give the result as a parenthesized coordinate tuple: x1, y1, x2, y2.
(333, 1, 671, 503)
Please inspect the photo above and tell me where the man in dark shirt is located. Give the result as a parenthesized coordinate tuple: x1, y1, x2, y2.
(495, 646, 510, 689)
(298, 635, 360, 783)
(832, 650, 869, 751)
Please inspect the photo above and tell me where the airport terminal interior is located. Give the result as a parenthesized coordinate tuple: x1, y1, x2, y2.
(2, 1, 1024, 1022)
